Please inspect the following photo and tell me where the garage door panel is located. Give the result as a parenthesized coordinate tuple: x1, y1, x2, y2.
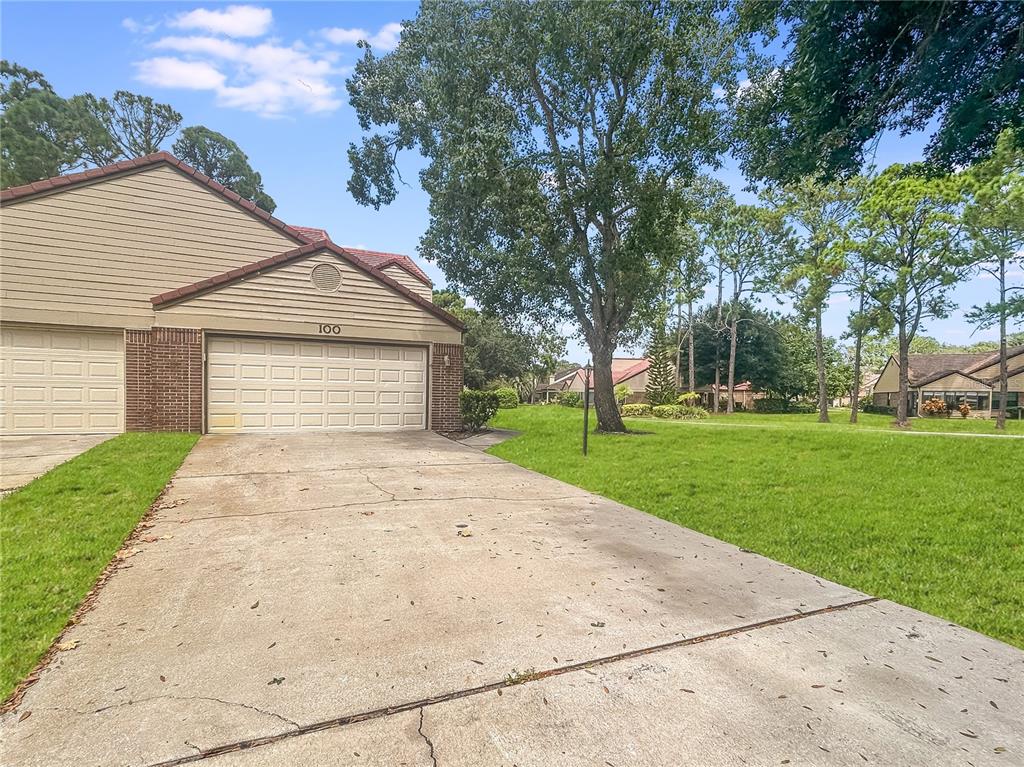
(207, 336, 427, 433)
(1, 327, 124, 434)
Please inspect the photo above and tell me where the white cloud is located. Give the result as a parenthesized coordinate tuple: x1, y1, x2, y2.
(131, 8, 348, 117)
(122, 17, 140, 32)
(136, 57, 226, 90)
(170, 5, 272, 38)
(321, 21, 403, 52)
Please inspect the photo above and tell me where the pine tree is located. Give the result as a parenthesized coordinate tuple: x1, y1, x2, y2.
(645, 325, 677, 406)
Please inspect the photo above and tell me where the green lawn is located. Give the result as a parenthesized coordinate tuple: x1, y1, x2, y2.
(703, 409, 1024, 435)
(1, 433, 198, 702)
(489, 406, 1024, 647)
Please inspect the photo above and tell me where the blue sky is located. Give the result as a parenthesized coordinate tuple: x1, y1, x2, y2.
(3, 2, 1016, 363)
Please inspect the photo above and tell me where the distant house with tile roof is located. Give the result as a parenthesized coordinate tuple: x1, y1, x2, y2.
(872, 345, 1024, 418)
(536, 357, 652, 402)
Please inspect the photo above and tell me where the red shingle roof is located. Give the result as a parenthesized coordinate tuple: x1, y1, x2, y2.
(613, 359, 650, 385)
(150, 240, 463, 331)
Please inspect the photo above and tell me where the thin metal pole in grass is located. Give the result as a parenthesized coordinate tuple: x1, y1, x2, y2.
(583, 360, 592, 456)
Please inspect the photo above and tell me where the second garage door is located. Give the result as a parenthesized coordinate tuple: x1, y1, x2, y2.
(206, 337, 427, 433)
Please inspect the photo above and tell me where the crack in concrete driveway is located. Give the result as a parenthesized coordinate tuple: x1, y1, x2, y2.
(2, 431, 1021, 767)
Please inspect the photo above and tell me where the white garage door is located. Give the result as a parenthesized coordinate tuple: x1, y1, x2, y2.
(206, 337, 427, 433)
(1, 325, 125, 434)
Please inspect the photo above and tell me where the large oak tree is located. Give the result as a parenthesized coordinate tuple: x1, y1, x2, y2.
(345, 0, 739, 431)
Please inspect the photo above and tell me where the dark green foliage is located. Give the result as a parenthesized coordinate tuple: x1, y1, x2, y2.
(172, 126, 276, 213)
(433, 290, 565, 391)
(735, 1, 1024, 180)
(753, 399, 816, 414)
(494, 387, 519, 409)
(70, 91, 181, 164)
(644, 325, 676, 406)
(345, 1, 740, 431)
(557, 391, 583, 408)
(459, 389, 499, 432)
(688, 304, 786, 391)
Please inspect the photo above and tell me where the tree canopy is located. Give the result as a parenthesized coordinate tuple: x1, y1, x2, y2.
(346, 0, 740, 431)
(173, 126, 276, 213)
(1, 60, 277, 213)
(735, 1, 1024, 181)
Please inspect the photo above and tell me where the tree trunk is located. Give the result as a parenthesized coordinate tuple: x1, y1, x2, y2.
(675, 288, 683, 390)
(996, 257, 1007, 431)
(687, 298, 695, 393)
(589, 338, 625, 433)
(712, 261, 724, 414)
(896, 323, 910, 427)
(814, 305, 829, 423)
(727, 313, 738, 414)
(850, 327, 863, 424)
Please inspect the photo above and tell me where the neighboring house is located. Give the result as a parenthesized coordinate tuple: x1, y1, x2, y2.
(537, 357, 651, 402)
(871, 345, 1024, 418)
(0, 152, 465, 435)
(832, 371, 881, 408)
(696, 381, 763, 410)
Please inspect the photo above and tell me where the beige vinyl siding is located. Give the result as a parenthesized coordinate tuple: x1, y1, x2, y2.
(1007, 371, 1024, 390)
(157, 250, 460, 345)
(917, 372, 991, 391)
(381, 264, 433, 301)
(968, 350, 1024, 380)
(873, 356, 900, 393)
(0, 165, 299, 329)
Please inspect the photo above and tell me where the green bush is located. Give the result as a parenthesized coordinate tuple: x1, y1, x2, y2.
(494, 387, 520, 409)
(614, 383, 633, 404)
(753, 398, 814, 414)
(652, 404, 681, 419)
(621, 403, 652, 418)
(676, 391, 700, 405)
(460, 389, 499, 432)
(677, 404, 709, 419)
(557, 391, 583, 408)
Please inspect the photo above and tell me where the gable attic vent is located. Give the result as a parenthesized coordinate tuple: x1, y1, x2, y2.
(311, 263, 342, 293)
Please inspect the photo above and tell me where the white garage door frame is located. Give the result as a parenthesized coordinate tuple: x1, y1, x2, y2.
(203, 333, 431, 434)
(0, 323, 126, 435)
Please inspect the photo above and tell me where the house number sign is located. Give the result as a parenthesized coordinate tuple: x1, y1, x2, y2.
(318, 324, 343, 335)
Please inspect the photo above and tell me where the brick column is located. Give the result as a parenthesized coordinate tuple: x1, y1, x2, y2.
(430, 343, 464, 432)
(125, 328, 203, 432)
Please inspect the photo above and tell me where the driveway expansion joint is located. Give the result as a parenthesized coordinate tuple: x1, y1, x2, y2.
(141, 596, 879, 767)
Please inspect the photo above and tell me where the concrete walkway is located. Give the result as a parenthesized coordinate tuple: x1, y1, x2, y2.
(0, 434, 114, 493)
(2, 431, 1021, 766)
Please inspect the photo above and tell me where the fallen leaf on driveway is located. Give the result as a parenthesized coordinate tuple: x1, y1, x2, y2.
(18, 711, 31, 722)
(457, 530, 473, 537)
(250, 601, 260, 610)
(55, 641, 78, 652)
(268, 677, 285, 685)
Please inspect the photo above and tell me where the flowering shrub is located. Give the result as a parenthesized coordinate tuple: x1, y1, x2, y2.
(958, 401, 971, 418)
(921, 397, 947, 416)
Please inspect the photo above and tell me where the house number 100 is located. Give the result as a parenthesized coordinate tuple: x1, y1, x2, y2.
(319, 324, 342, 334)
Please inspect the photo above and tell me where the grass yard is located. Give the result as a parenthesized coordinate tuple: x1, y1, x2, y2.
(0, 433, 198, 702)
(489, 406, 1024, 647)
(704, 409, 1024, 435)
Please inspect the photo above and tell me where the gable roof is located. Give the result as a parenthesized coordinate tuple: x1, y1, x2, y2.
(150, 240, 464, 331)
(290, 228, 433, 288)
(0, 151, 309, 246)
(613, 358, 650, 385)
(914, 368, 993, 389)
(888, 345, 1024, 387)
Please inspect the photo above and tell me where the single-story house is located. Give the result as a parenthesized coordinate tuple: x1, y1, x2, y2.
(537, 357, 651, 403)
(872, 345, 1024, 418)
(0, 152, 465, 435)
(695, 381, 763, 410)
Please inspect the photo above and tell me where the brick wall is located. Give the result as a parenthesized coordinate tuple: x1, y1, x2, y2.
(125, 327, 203, 432)
(430, 342, 464, 432)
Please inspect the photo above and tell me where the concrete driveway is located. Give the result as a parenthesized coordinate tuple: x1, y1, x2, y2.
(2, 431, 1021, 766)
(0, 434, 113, 493)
